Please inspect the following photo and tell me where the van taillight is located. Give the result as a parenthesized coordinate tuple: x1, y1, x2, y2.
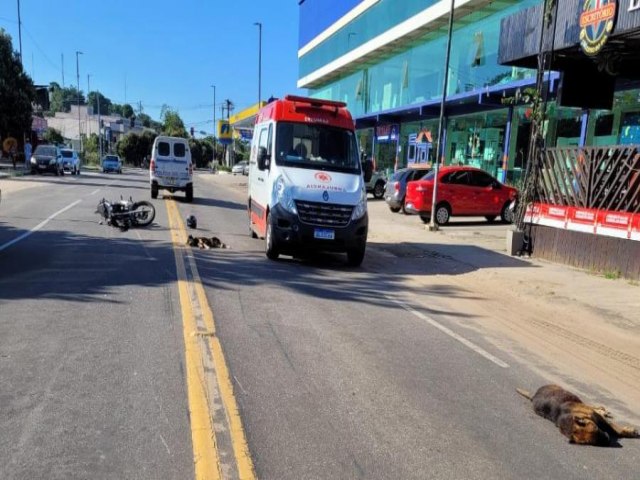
(150, 159, 156, 173)
(394, 182, 400, 193)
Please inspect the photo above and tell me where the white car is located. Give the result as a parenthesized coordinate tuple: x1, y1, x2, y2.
(61, 148, 80, 175)
(232, 160, 248, 175)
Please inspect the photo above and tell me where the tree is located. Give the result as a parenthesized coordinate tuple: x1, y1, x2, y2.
(87, 91, 112, 115)
(122, 103, 134, 119)
(43, 127, 64, 144)
(0, 29, 35, 141)
(160, 105, 187, 137)
(110, 103, 124, 116)
(116, 130, 157, 166)
(48, 82, 84, 113)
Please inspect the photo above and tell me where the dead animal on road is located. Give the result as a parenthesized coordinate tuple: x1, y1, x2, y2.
(186, 235, 229, 250)
(517, 384, 639, 445)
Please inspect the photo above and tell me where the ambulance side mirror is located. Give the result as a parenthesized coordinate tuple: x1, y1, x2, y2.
(257, 146, 270, 170)
(362, 159, 373, 183)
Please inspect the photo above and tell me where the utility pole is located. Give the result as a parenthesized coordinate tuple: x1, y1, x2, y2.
(211, 85, 216, 163)
(61, 53, 65, 87)
(429, 0, 455, 232)
(76, 51, 83, 153)
(87, 74, 92, 136)
(97, 88, 102, 162)
(16, 0, 23, 65)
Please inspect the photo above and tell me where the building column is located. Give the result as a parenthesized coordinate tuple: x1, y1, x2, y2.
(440, 117, 448, 166)
(500, 106, 514, 183)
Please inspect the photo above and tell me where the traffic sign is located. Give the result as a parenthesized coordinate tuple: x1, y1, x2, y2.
(218, 120, 232, 145)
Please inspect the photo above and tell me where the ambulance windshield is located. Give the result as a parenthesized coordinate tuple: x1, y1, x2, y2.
(276, 122, 361, 174)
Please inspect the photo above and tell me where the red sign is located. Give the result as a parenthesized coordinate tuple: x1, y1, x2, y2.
(538, 204, 568, 229)
(566, 207, 597, 234)
(631, 214, 640, 242)
(595, 210, 632, 239)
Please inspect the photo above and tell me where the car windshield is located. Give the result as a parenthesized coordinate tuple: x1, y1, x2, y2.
(61, 150, 73, 158)
(420, 171, 436, 181)
(275, 122, 360, 174)
(104, 156, 118, 162)
(35, 146, 56, 156)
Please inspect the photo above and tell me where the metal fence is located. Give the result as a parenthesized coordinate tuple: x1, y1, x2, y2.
(535, 145, 640, 213)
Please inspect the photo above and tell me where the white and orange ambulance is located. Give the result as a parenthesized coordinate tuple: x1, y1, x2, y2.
(248, 95, 372, 266)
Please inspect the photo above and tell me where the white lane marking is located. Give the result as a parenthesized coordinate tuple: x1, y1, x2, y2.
(388, 296, 510, 368)
(89, 188, 101, 195)
(0, 200, 83, 253)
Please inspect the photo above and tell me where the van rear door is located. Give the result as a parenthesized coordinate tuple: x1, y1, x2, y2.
(155, 139, 191, 186)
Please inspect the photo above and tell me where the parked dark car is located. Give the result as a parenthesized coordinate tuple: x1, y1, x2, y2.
(384, 166, 431, 213)
(405, 166, 518, 225)
(30, 144, 64, 175)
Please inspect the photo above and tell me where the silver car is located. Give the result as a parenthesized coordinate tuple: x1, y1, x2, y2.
(384, 167, 431, 213)
(232, 160, 248, 175)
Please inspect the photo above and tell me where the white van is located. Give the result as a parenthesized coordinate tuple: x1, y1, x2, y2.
(150, 136, 193, 202)
(248, 95, 372, 266)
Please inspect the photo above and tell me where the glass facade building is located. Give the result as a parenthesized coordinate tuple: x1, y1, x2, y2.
(297, 0, 640, 182)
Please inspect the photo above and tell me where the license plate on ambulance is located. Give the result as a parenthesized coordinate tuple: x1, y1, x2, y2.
(314, 228, 335, 240)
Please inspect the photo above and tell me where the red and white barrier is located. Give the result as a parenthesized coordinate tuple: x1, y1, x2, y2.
(526, 203, 638, 242)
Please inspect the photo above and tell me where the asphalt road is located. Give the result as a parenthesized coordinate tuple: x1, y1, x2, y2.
(1, 169, 638, 479)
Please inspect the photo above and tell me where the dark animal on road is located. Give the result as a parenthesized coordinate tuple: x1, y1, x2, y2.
(517, 384, 639, 445)
(186, 235, 229, 250)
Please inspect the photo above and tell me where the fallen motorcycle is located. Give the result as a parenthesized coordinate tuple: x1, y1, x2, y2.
(96, 197, 156, 231)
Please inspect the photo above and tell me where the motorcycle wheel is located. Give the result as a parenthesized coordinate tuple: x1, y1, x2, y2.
(131, 201, 156, 226)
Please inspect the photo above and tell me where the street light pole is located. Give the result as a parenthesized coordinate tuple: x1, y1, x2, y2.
(16, 0, 23, 65)
(76, 51, 83, 153)
(429, 0, 455, 232)
(254, 22, 262, 106)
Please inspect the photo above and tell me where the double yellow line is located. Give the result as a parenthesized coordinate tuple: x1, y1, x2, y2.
(166, 199, 256, 480)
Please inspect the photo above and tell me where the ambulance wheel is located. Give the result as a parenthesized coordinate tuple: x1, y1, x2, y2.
(265, 213, 280, 260)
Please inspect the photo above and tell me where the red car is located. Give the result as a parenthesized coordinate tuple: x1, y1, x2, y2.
(404, 166, 518, 225)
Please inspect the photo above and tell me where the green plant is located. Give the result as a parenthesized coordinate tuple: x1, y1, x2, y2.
(603, 270, 622, 280)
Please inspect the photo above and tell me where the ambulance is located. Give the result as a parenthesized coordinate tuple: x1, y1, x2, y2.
(248, 95, 372, 266)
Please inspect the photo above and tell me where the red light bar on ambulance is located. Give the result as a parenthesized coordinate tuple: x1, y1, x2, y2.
(284, 95, 347, 109)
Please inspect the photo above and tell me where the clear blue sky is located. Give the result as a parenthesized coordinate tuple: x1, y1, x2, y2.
(1, 0, 304, 135)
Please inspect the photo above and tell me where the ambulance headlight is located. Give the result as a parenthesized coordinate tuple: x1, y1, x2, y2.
(273, 176, 297, 215)
(352, 188, 367, 220)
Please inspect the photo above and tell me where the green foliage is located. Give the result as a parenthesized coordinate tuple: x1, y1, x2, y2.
(87, 91, 112, 115)
(43, 127, 65, 144)
(0, 29, 35, 139)
(160, 105, 187, 137)
(82, 133, 100, 165)
(48, 82, 84, 113)
(122, 104, 134, 119)
(116, 131, 157, 166)
(111, 103, 123, 116)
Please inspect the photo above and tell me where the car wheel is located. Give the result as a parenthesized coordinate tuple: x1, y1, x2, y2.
(501, 202, 515, 224)
(485, 215, 497, 223)
(185, 184, 193, 203)
(419, 214, 431, 224)
(435, 203, 451, 225)
(265, 213, 279, 260)
(373, 181, 385, 199)
(389, 206, 401, 213)
(346, 244, 366, 267)
(151, 183, 158, 199)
